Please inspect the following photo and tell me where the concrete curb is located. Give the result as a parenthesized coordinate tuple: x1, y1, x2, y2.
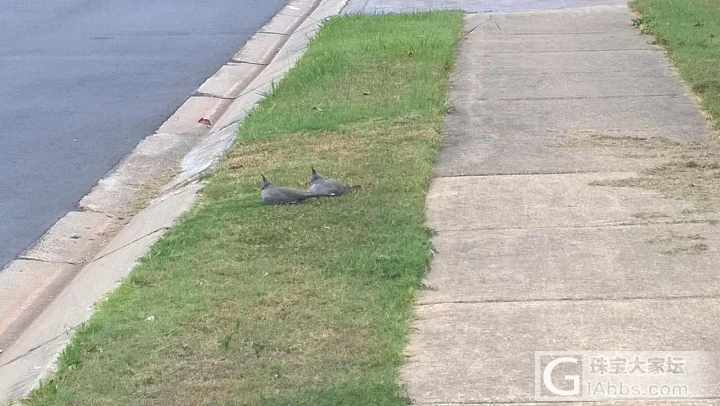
(0, 0, 347, 402)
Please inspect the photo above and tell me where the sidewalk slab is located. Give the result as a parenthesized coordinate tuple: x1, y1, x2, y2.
(468, 32, 656, 53)
(436, 7, 711, 177)
(468, 50, 675, 76)
(448, 95, 707, 135)
(464, 5, 634, 34)
(402, 299, 720, 404)
(433, 127, 702, 176)
(423, 402, 719, 406)
(426, 173, 713, 231)
(455, 71, 684, 100)
(423, 222, 720, 303)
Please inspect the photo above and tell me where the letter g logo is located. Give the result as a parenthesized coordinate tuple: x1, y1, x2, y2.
(543, 356, 581, 396)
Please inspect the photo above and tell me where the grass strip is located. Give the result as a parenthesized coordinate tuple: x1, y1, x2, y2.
(631, 0, 720, 129)
(28, 12, 462, 405)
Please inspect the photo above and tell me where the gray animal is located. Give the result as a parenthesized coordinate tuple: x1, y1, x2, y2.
(260, 175, 320, 205)
(308, 167, 352, 197)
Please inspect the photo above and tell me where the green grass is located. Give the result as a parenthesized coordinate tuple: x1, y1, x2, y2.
(632, 0, 720, 128)
(27, 12, 462, 405)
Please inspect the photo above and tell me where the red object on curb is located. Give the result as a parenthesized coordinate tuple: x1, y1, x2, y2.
(198, 117, 212, 126)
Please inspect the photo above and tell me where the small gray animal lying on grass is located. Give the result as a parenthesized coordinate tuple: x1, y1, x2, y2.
(308, 167, 353, 197)
(260, 175, 321, 205)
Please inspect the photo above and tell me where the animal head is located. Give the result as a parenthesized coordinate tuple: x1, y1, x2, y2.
(310, 167, 323, 184)
(260, 174, 272, 190)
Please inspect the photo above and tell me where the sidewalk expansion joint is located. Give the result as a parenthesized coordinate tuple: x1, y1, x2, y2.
(491, 31, 615, 36)
(481, 93, 683, 102)
(417, 295, 720, 307)
(479, 48, 660, 55)
(483, 69, 671, 76)
(431, 219, 719, 233)
(434, 170, 609, 178)
(414, 397, 720, 405)
(413, 402, 579, 405)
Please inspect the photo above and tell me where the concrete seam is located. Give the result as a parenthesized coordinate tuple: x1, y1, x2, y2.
(417, 295, 720, 307)
(413, 398, 720, 405)
(478, 48, 660, 55)
(435, 170, 617, 178)
(431, 219, 719, 233)
(486, 31, 618, 36)
(476, 93, 685, 102)
(475, 69, 674, 75)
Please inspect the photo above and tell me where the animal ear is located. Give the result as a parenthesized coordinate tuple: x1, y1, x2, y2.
(311, 167, 317, 175)
(261, 174, 268, 183)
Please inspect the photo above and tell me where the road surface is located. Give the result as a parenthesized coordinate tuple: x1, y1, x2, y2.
(0, 0, 287, 269)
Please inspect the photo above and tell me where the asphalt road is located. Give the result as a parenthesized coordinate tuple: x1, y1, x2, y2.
(0, 0, 287, 269)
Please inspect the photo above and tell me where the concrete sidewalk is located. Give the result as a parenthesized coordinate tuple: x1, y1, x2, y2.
(400, 4, 720, 405)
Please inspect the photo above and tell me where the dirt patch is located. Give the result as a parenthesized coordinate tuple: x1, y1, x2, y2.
(645, 231, 710, 256)
(661, 243, 710, 256)
(568, 130, 720, 213)
(593, 156, 720, 212)
(631, 211, 672, 220)
(646, 232, 706, 244)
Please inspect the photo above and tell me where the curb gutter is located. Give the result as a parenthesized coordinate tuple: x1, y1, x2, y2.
(0, 0, 347, 402)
